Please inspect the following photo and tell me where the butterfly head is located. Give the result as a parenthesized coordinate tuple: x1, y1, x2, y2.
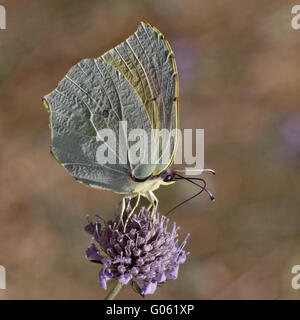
(159, 168, 177, 185)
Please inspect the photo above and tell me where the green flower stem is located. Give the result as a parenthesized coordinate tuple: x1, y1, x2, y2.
(104, 281, 123, 300)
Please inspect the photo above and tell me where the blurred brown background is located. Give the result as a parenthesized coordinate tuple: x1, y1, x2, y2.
(1, 0, 300, 299)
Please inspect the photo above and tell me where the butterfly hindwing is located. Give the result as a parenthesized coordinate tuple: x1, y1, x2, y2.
(44, 57, 156, 192)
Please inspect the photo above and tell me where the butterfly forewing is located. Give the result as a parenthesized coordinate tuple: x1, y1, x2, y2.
(102, 22, 179, 175)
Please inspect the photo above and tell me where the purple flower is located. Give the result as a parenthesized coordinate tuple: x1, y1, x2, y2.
(85, 206, 189, 295)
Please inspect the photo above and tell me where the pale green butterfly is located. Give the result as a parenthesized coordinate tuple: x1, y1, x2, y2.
(43, 22, 213, 228)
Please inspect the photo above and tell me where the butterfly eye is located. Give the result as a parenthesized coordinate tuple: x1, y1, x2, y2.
(164, 175, 173, 182)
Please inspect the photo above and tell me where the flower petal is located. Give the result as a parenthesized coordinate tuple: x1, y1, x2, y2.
(141, 281, 158, 295)
(178, 252, 187, 264)
(167, 265, 179, 280)
(98, 268, 113, 290)
(86, 243, 101, 261)
(118, 273, 132, 285)
(85, 221, 102, 242)
(85, 222, 96, 236)
(156, 272, 167, 283)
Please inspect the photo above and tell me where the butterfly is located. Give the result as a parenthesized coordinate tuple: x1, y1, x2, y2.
(43, 22, 214, 229)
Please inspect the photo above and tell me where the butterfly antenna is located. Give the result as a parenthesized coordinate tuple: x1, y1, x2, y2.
(176, 173, 215, 201)
(176, 168, 216, 175)
(165, 173, 214, 216)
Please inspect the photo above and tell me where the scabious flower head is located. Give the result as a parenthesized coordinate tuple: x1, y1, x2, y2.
(85, 205, 189, 295)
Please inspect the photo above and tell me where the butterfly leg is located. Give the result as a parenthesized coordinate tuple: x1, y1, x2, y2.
(145, 191, 158, 225)
(124, 193, 141, 232)
(118, 195, 131, 228)
(150, 192, 158, 223)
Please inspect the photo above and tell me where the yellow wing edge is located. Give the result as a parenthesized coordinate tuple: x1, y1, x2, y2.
(142, 21, 180, 174)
